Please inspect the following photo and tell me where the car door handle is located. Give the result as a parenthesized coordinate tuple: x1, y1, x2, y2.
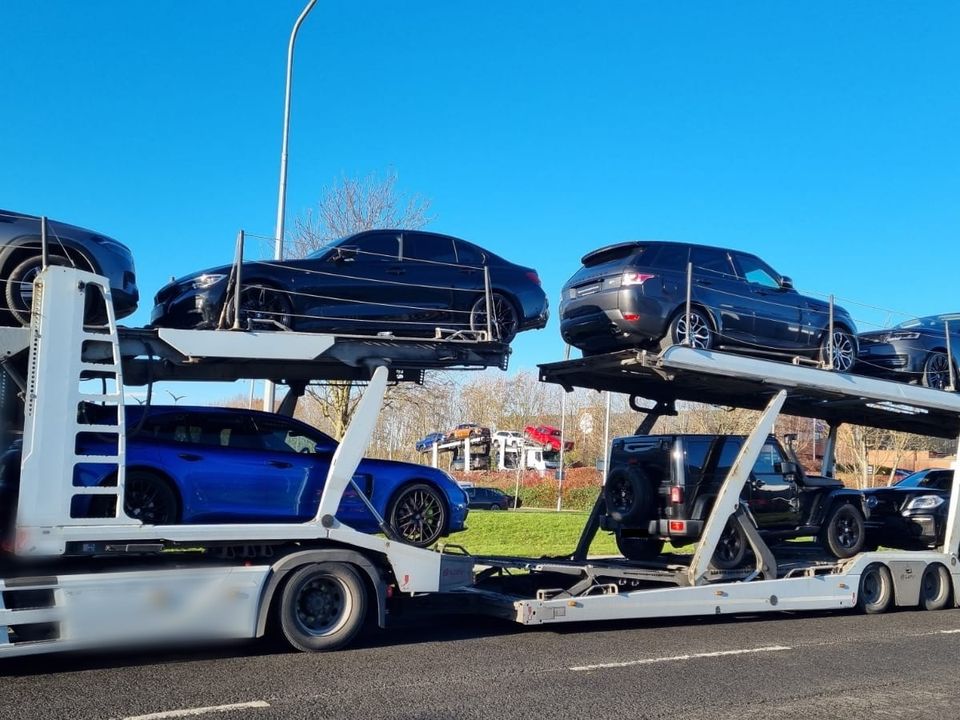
(178, 453, 202, 462)
(695, 279, 712, 286)
(387, 267, 406, 276)
(267, 460, 293, 469)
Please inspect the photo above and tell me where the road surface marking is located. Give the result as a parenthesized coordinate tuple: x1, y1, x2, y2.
(121, 701, 270, 720)
(569, 645, 792, 672)
(939, 629, 960, 634)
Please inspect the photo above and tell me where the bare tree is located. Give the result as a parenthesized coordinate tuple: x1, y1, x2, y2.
(290, 170, 434, 439)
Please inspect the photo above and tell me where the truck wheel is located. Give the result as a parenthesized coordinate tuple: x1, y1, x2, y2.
(857, 563, 893, 614)
(820, 503, 865, 558)
(278, 563, 368, 652)
(603, 467, 652, 524)
(920, 564, 952, 611)
(710, 520, 748, 570)
(616, 533, 664, 561)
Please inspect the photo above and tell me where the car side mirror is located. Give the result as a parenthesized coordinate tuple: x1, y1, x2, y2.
(776, 460, 799, 478)
(779, 276, 794, 291)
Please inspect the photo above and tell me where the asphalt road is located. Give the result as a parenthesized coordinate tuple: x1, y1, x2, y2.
(2, 607, 959, 720)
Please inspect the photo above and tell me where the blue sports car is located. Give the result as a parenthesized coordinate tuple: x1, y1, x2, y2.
(415, 432, 446, 452)
(18, 406, 467, 547)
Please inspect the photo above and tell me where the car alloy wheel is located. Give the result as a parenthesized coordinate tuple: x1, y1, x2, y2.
(923, 352, 953, 390)
(674, 311, 712, 349)
(390, 483, 447, 547)
(227, 285, 293, 330)
(822, 330, 855, 372)
(5, 254, 71, 326)
(124, 472, 179, 525)
(470, 293, 519, 343)
(711, 520, 747, 570)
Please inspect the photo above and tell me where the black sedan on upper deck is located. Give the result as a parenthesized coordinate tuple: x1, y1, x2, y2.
(560, 241, 858, 369)
(857, 314, 960, 390)
(0, 209, 138, 325)
(151, 230, 548, 343)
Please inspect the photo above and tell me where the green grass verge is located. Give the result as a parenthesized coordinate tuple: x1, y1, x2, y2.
(445, 509, 695, 558)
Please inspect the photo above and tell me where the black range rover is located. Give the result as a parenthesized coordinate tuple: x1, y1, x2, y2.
(559, 241, 857, 370)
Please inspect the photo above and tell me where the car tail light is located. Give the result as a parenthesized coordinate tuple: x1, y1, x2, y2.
(670, 486, 683, 504)
(526, 271, 542, 286)
(669, 520, 686, 533)
(622, 271, 656, 286)
(623, 313, 641, 321)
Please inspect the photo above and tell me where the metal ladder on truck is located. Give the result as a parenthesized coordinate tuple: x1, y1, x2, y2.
(0, 266, 496, 657)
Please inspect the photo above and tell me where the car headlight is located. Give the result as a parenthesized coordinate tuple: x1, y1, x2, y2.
(190, 273, 227, 290)
(905, 495, 945, 511)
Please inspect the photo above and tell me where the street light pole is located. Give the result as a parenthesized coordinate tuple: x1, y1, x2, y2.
(264, 0, 318, 413)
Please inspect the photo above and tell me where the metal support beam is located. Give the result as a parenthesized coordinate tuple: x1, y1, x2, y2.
(315, 365, 388, 522)
(276, 381, 306, 417)
(820, 424, 839, 478)
(942, 430, 960, 556)
(688, 390, 786, 586)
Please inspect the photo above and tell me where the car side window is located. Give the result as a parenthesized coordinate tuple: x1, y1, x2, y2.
(354, 233, 401, 262)
(714, 438, 742, 479)
(682, 438, 713, 485)
(690, 247, 736, 280)
(193, 415, 263, 450)
(454, 241, 485, 267)
(733, 253, 780, 289)
(141, 414, 200, 444)
(407, 234, 457, 264)
(928, 471, 953, 491)
(648, 244, 689, 271)
(753, 442, 785, 476)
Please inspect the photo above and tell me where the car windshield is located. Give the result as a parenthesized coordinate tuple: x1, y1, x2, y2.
(894, 314, 960, 330)
(893, 470, 946, 488)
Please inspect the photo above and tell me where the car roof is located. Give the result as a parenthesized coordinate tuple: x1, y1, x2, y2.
(580, 240, 760, 267)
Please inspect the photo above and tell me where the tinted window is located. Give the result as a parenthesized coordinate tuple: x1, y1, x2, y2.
(140, 413, 197, 444)
(926, 470, 954, 491)
(734, 254, 780, 289)
(753, 442, 784, 475)
(407, 234, 457, 264)
(455, 241, 485, 267)
(192, 415, 262, 450)
(714, 438, 742, 478)
(353, 233, 401, 262)
(250, 416, 334, 454)
(690, 246, 735, 279)
(683, 438, 713, 484)
(648, 244, 689, 271)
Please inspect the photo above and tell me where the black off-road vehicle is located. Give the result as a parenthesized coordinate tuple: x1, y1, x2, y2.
(602, 433, 866, 567)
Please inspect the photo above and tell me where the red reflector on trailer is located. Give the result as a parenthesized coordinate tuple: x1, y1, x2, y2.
(669, 520, 686, 533)
(670, 486, 683, 504)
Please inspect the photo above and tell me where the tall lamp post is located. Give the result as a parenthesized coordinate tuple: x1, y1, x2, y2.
(264, 0, 318, 412)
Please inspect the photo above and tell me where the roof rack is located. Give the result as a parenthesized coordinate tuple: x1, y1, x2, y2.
(539, 346, 960, 439)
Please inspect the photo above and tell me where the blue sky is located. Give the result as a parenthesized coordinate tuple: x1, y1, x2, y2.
(2, 1, 959, 389)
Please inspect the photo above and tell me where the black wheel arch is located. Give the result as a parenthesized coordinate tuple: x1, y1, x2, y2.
(256, 548, 387, 637)
(0, 237, 98, 277)
(810, 490, 863, 528)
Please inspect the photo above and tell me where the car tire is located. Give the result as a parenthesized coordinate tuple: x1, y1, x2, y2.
(470, 293, 519, 343)
(388, 482, 448, 547)
(709, 519, 749, 571)
(920, 563, 953, 611)
(661, 308, 714, 352)
(603, 466, 653, 524)
(226, 284, 293, 330)
(5, 253, 71, 326)
(857, 563, 894, 614)
(124, 470, 180, 525)
(488, 503, 502, 511)
(820, 502, 866, 558)
(922, 352, 955, 390)
(818, 327, 856, 373)
(278, 562, 367, 652)
(615, 533, 664, 561)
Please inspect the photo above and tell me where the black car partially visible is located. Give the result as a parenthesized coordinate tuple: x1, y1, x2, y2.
(151, 230, 548, 343)
(861, 468, 955, 550)
(559, 241, 858, 370)
(0, 210, 138, 325)
(465, 486, 519, 510)
(857, 314, 960, 390)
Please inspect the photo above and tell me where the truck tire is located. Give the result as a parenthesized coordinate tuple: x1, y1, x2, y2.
(857, 563, 893, 614)
(920, 564, 952, 611)
(615, 533, 664, 561)
(603, 466, 653, 524)
(278, 562, 368, 652)
(819, 502, 865, 558)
